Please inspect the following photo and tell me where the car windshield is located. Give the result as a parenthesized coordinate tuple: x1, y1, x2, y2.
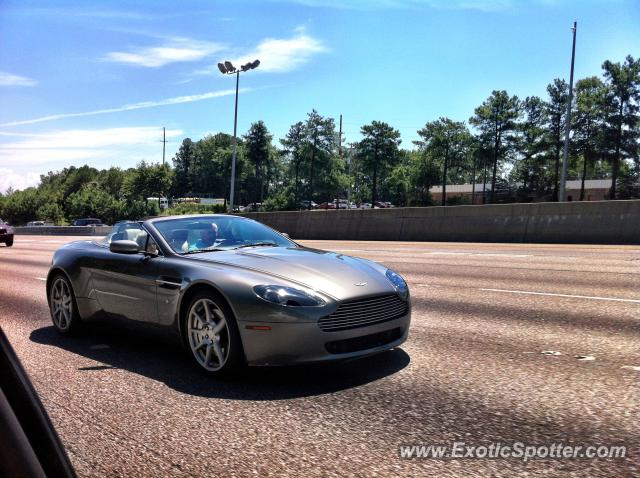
(153, 216, 293, 254)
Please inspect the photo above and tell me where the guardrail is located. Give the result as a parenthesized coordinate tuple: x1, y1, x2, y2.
(243, 200, 640, 244)
(14, 226, 112, 236)
(12, 200, 640, 243)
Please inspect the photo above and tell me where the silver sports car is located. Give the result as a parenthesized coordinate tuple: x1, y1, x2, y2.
(47, 215, 411, 376)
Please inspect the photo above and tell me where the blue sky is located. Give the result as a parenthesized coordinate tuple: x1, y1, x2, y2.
(0, 0, 638, 192)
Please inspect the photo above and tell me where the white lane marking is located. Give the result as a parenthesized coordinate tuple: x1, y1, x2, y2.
(425, 252, 468, 255)
(90, 344, 110, 350)
(575, 355, 596, 361)
(474, 253, 532, 258)
(35, 277, 47, 281)
(425, 252, 532, 258)
(11, 239, 67, 244)
(480, 288, 640, 304)
(621, 366, 640, 372)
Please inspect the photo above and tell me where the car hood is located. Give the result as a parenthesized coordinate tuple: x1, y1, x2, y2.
(186, 246, 394, 300)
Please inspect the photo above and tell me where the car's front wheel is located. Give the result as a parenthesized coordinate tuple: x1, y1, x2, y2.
(184, 293, 244, 376)
(48, 274, 81, 334)
(5, 236, 13, 247)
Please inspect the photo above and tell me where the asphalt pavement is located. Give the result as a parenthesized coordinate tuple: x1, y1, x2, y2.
(0, 236, 638, 477)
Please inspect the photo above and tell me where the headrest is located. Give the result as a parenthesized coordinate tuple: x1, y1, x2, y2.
(171, 229, 189, 241)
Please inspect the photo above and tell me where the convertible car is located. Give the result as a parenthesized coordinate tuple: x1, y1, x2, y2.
(47, 215, 411, 376)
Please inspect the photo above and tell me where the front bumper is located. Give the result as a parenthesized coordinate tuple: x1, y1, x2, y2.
(239, 312, 411, 366)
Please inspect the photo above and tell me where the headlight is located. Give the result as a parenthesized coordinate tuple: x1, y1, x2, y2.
(253, 285, 325, 307)
(386, 269, 409, 300)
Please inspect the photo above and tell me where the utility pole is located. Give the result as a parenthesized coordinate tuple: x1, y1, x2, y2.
(337, 114, 342, 209)
(559, 21, 577, 202)
(161, 126, 167, 166)
(347, 145, 353, 208)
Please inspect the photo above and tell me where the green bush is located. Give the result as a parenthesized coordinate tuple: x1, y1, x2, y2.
(0, 188, 49, 225)
(262, 190, 296, 211)
(162, 203, 227, 216)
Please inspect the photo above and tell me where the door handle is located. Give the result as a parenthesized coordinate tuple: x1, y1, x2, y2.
(155, 278, 182, 289)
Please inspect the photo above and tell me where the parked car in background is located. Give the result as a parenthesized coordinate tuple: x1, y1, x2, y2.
(72, 218, 104, 226)
(359, 203, 372, 209)
(298, 200, 318, 209)
(0, 218, 14, 247)
(27, 221, 46, 226)
(317, 201, 337, 209)
(335, 199, 357, 209)
(146, 197, 169, 210)
(244, 203, 263, 212)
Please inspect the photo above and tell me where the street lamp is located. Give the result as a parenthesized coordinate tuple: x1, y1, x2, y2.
(218, 59, 260, 213)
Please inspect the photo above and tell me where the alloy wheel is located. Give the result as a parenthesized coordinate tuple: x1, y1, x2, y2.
(187, 298, 230, 371)
(51, 277, 73, 331)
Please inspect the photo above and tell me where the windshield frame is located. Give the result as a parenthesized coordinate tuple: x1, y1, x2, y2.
(148, 215, 296, 255)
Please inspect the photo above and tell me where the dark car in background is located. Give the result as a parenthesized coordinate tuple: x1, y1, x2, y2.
(72, 218, 104, 227)
(0, 219, 14, 247)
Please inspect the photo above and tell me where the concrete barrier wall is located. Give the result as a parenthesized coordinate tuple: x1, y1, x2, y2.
(243, 200, 640, 244)
(14, 225, 112, 236)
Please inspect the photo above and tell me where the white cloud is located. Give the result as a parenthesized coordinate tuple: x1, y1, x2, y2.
(0, 127, 186, 192)
(0, 127, 182, 152)
(0, 168, 42, 192)
(0, 88, 243, 127)
(104, 37, 224, 68)
(0, 126, 183, 188)
(232, 31, 328, 73)
(0, 72, 37, 87)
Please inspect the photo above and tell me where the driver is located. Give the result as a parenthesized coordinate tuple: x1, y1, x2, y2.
(192, 223, 218, 250)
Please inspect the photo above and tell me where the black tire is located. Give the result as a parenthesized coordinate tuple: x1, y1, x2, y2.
(48, 273, 81, 335)
(5, 236, 13, 247)
(183, 291, 244, 377)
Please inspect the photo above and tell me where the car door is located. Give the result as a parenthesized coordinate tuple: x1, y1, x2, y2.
(91, 225, 159, 323)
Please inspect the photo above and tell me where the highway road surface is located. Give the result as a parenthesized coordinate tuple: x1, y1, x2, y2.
(1, 236, 638, 477)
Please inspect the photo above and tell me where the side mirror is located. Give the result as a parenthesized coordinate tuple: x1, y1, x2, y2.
(110, 240, 140, 254)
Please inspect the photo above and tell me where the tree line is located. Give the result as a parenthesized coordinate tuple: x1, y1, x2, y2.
(1, 55, 638, 225)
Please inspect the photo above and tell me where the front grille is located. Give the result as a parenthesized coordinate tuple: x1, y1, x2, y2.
(318, 294, 408, 332)
(0, 228, 5, 234)
(325, 327, 404, 354)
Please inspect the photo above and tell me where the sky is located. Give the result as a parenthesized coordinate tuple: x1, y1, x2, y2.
(0, 0, 638, 193)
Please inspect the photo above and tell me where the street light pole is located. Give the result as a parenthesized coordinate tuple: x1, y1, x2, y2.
(559, 21, 577, 202)
(218, 59, 260, 213)
(229, 70, 240, 214)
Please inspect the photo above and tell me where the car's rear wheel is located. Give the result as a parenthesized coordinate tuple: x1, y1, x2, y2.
(184, 293, 243, 376)
(49, 274, 80, 334)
